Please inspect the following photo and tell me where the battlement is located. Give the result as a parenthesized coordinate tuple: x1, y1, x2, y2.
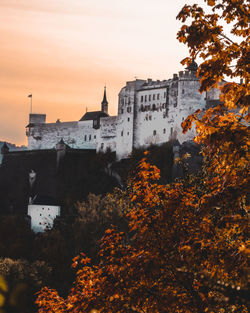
(138, 79, 169, 91)
(178, 70, 197, 80)
(29, 113, 46, 125)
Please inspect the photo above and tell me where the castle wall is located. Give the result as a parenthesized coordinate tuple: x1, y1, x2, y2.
(97, 116, 117, 153)
(174, 71, 206, 143)
(133, 84, 170, 148)
(26, 71, 222, 160)
(115, 80, 145, 159)
(131, 73, 207, 150)
(27, 120, 98, 150)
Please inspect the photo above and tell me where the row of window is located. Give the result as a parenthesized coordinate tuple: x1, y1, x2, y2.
(141, 92, 166, 102)
(84, 134, 96, 141)
(152, 127, 173, 136)
(140, 103, 166, 112)
(121, 131, 130, 137)
(120, 106, 132, 114)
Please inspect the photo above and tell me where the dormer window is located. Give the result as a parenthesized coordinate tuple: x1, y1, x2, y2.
(93, 119, 99, 129)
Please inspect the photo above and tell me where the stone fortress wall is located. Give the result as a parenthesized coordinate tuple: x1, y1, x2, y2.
(26, 64, 221, 160)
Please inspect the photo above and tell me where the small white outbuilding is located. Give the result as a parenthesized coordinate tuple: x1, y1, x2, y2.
(27, 195, 60, 233)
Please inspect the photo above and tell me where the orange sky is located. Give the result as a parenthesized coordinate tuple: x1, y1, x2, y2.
(0, 0, 204, 145)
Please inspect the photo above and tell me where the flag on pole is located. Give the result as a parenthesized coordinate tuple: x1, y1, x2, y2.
(28, 94, 32, 98)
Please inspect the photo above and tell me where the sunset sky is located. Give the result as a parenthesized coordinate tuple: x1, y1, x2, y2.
(0, 0, 204, 145)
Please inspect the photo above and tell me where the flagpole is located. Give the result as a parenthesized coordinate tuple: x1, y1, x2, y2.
(28, 94, 32, 114)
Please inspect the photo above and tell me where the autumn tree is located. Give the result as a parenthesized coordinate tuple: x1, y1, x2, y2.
(36, 0, 249, 312)
(177, 0, 249, 204)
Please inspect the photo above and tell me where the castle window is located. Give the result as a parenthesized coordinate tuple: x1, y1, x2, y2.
(171, 127, 173, 135)
(128, 117, 130, 122)
(121, 131, 123, 136)
(101, 143, 104, 149)
(40, 213, 42, 216)
(149, 95, 151, 101)
(164, 92, 166, 98)
(152, 104, 156, 111)
(163, 128, 166, 134)
(157, 93, 160, 100)
(182, 89, 185, 94)
(153, 130, 156, 136)
(153, 94, 155, 100)
(84, 135, 87, 141)
(182, 117, 184, 121)
(145, 115, 148, 121)
(145, 95, 147, 101)
(127, 107, 131, 113)
(127, 132, 129, 135)
(89, 135, 91, 140)
(121, 109, 124, 114)
(94, 135, 96, 139)
(141, 95, 143, 102)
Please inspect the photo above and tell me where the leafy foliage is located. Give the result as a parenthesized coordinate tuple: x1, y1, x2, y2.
(36, 152, 249, 312)
(0, 259, 51, 313)
(177, 0, 249, 209)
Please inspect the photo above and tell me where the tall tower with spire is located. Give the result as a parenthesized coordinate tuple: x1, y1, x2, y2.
(101, 86, 108, 114)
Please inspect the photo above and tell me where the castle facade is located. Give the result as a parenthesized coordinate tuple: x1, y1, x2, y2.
(26, 63, 221, 160)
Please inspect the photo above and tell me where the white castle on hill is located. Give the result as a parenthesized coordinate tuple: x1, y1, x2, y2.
(26, 62, 221, 160)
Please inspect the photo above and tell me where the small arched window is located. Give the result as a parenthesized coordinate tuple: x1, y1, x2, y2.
(163, 128, 166, 134)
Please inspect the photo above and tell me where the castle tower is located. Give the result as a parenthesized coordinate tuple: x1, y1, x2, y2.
(101, 86, 108, 114)
(1, 142, 9, 155)
(185, 59, 198, 73)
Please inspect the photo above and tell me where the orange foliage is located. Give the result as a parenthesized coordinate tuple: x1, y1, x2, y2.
(36, 153, 248, 312)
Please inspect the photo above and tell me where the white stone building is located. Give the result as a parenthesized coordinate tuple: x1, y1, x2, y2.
(27, 196, 60, 233)
(26, 62, 221, 160)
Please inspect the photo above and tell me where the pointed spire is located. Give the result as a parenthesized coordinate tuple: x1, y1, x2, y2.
(101, 86, 108, 114)
(102, 86, 108, 105)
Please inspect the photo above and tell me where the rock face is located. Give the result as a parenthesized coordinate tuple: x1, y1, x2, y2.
(0, 147, 118, 215)
(26, 68, 221, 160)
(0, 139, 204, 220)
